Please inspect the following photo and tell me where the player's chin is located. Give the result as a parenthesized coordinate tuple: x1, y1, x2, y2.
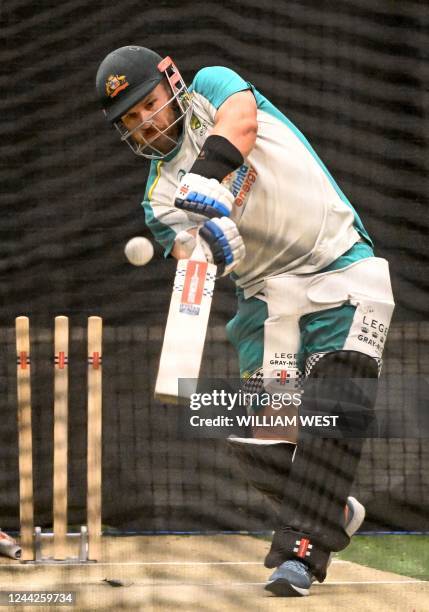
(149, 135, 177, 154)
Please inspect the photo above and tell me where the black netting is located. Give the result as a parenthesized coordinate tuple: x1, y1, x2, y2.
(1, 321, 428, 533)
(1, 0, 428, 533)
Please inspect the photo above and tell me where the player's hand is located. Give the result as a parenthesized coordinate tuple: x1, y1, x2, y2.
(199, 217, 245, 277)
(174, 173, 235, 220)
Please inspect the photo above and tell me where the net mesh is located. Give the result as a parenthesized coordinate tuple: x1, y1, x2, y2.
(1, 0, 428, 532)
(1, 321, 428, 533)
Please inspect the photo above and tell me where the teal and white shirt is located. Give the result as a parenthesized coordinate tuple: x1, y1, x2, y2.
(143, 66, 372, 298)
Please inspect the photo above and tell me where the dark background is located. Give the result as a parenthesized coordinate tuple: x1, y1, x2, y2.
(1, 0, 428, 533)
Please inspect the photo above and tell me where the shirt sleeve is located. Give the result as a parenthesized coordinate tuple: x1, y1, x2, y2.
(142, 160, 196, 257)
(190, 66, 251, 110)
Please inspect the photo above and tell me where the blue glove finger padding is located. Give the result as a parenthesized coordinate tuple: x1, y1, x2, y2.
(199, 220, 234, 276)
(175, 192, 231, 219)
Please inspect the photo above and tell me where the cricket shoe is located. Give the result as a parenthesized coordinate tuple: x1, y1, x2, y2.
(264, 496, 365, 597)
(265, 559, 313, 597)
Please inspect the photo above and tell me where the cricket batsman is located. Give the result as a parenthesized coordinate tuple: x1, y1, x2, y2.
(96, 46, 395, 597)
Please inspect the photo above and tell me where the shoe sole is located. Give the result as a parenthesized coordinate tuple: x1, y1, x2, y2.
(265, 579, 309, 597)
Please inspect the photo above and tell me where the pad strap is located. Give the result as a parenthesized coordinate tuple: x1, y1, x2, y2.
(264, 528, 331, 582)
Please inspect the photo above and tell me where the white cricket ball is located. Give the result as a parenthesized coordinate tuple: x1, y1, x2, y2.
(124, 237, 154, 266)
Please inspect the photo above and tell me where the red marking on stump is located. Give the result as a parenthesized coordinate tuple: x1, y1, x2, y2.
(92, 352, 101, 369)
(19, 352, 28, 369)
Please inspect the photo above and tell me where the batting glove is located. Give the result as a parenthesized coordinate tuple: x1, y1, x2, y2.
(174, 173, 235, 220)
(199, 217, 246, 277)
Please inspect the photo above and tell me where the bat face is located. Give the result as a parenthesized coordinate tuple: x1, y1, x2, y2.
(154, 250, 216, 404)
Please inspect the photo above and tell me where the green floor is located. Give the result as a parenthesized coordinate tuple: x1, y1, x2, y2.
(337, 535, 429, 580)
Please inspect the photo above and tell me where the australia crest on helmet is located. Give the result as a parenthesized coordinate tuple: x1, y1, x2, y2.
(105, 74, 129, 98)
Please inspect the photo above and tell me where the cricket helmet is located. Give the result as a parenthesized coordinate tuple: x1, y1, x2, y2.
(96, 45, 192, 159)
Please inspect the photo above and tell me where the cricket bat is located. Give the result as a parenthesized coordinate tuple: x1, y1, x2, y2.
(154, 241, 216, 403)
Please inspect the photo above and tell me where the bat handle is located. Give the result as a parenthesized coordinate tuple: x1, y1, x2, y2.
(190, 233, 208, 262)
